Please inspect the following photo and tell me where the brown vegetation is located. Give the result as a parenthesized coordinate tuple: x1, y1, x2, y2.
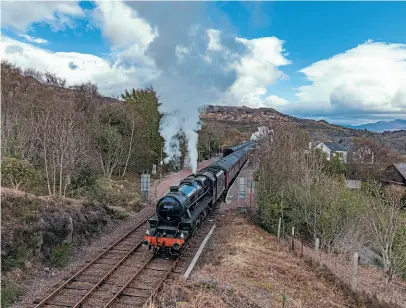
(254, 125, 406, 291)
(155, 215, 362, 308)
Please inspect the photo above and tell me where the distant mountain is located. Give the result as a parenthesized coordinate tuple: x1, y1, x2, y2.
(346, 119, 406, 132)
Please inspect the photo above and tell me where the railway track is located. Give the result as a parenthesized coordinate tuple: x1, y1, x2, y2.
(32, 209, 219, 308)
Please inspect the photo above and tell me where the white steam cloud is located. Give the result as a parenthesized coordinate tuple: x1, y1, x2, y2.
(250, 126, 271, 141)
(2, 1, 291, 174)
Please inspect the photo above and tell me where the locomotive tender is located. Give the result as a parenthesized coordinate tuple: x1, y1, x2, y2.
(143, 140, 254, 255)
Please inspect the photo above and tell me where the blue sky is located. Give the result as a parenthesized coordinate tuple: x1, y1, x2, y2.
(1, 1, 406, 125)
(212, 1, 406, 108)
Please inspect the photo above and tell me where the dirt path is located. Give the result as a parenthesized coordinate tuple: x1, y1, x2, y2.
(12, 156, 220, 308)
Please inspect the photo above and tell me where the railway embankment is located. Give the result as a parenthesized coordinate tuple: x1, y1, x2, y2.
(1, 186, 140, 307)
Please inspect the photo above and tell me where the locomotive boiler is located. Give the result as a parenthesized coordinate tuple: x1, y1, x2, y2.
(143, 141, 253, 255)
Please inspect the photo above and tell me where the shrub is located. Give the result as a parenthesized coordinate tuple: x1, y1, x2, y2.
(50, 243, 72, 268)
(91, 178, 141, 211)
(1, 157, 36, 190)
(1, 279, 22, 308)
(68, 166, 99, 198)
(1, 246, 28, 272)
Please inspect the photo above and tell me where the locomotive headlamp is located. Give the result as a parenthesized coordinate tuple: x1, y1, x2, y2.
(146, 230, 150, 235)
(180, 233, 185, 239)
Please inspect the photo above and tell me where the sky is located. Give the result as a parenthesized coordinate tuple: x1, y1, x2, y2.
(1, 1, 406, 126)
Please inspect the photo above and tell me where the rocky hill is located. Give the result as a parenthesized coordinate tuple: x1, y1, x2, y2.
(201, 105, 406, 154)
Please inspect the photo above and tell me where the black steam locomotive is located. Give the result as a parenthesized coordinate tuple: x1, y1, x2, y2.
(143, 140, 254, 255)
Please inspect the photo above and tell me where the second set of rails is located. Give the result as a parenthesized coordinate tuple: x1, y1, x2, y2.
(33, 143, 253, 307)
(33, 209, 219, 308)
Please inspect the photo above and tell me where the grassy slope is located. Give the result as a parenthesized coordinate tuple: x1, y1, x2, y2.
(156, 215, 362, 308)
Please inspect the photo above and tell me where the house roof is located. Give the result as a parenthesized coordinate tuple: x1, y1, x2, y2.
(322, 142, 347, 152)
(393, 163, 406, 180)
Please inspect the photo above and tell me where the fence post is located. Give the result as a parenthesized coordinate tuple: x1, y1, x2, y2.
(277, 217, 281, 240)
(352, 252, 358, 291)
(315, 238, 320, 254)
(290, 226, 295, 251)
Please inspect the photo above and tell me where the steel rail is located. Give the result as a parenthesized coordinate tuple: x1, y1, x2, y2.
(34, 215, 153, 307)
(104, 211, 217, 308)
(142, 258, 180, 308)
(103, 255, 155, 308)
(71, 239, 145, 308)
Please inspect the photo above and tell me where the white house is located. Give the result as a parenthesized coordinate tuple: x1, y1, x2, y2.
(315, 142, 348, 163)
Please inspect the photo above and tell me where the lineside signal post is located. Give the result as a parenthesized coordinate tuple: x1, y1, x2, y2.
(141, 172, 151, 203)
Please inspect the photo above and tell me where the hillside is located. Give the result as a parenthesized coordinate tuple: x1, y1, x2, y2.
(156, 215, 406, 308)
(347, 119, 406, 132)
(201, 105, 406, 154)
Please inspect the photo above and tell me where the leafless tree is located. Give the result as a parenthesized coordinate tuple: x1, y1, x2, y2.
(364, 184, 406, 282)
(45, 72, 66, 88)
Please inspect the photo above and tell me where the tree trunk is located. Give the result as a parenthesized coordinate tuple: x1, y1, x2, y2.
(122, 120, 135, 177)
(59, 151, 64, 196)
(43, 143, 52, 195)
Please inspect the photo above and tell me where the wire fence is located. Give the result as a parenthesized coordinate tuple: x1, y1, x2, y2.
(274, 220, 406, 308)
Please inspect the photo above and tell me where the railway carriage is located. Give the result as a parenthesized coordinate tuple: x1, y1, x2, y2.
(143, 141, 254, 255)
(222, 140, 252, 157)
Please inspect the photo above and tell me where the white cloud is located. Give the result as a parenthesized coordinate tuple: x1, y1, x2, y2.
(93, 1, 158, 52)
(207, 29, 222, 52)
(265, 95, 289, 107)
(226, 36, 291, 108)
(17, 34, 48, 44)
(1, 1, 84, 32)
(175, 45, 190, 62)
(92, 1, 159, 72)
(294, 41, 406, 118)
(1, 36, 157, 96)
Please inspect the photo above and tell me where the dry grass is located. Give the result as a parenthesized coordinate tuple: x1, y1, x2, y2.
(291, 238, 406, 308)
(153, 215, 365, 308)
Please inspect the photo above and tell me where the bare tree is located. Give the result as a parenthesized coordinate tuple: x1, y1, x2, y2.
(31, 97, 86, 196)
(365, 184, 406, 282)
(44, 72, 66, 88)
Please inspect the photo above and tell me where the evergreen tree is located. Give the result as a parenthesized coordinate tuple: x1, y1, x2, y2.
(121, 87, 164, 165)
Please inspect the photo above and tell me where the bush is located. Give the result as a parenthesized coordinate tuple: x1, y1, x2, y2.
(50, 243, 72, 268)
(1, 246, 28, 272)
(68, 166, 99, 198)
(1, 279, 22, 308)
(91, 178, 141, 211)
(1, 157, 36, 190)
